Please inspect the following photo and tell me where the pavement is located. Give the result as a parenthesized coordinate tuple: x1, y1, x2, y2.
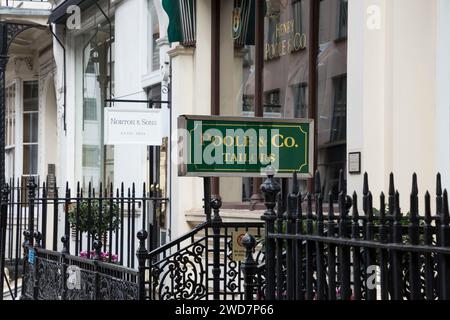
(2, 276, 21, 300)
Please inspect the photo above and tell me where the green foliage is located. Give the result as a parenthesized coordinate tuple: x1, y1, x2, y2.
(67, 200, 120, 239)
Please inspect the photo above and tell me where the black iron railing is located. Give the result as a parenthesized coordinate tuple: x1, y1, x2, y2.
(11, 170, 450, 301)
(21, 246, 139, 300)
(3, 177, 167, 300)
(136, 216, 265, 300)
(241, 171, 450, 300)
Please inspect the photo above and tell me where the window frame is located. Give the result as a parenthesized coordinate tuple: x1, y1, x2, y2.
(22, 80, 39, 176)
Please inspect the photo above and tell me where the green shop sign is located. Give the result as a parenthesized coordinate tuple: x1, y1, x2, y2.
(178, 115, 314, 178)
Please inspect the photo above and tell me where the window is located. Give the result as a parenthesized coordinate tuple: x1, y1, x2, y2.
(265, 13, 280, 60)
(292, 83, 308, 118)
(317, 0, 348, 199)
(318, 145, 346, 197)
(148, 0, 160, 72)
(330, 75, 347, 142)
(337, 0, 348, 39)
(83, 98, 98, 121)
(78, 18, 115, 190)
(23, 81, 39, 176)
(242, 95, 254, 113)
(82, 146, 100, 167)
(264, 90, 282, 114)
(152, 32, 160, 71)
(6, 84, 16, 180)
(85, 60, 96, 74)
(6, 84, 16, 148)
(293, 0, 302, 35)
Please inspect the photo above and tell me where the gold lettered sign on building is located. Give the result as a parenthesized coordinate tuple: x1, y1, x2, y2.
(231, 230, 247, 262)
(178, 115, 314, 178)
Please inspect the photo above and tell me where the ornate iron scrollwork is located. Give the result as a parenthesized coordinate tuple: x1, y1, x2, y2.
(151, 241, 207, 300)
(36, 258, 62, 300)
(98, 274, 139, 300)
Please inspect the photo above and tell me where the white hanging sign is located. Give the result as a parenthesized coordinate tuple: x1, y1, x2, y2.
(104, 107, 167, 146)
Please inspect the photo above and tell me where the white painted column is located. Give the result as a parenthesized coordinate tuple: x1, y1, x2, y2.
(114, 0, 148, 189)
(436, 0, 450, 188)
(168, 46, 196, 238)
(347, 0, 438, 212)
(348, 0, 390, 206)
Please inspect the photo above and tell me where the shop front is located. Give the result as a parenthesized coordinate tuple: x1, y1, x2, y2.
(166, 0, 348, 236)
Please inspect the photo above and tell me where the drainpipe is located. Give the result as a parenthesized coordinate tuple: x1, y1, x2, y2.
(211, 0, 220, 199)
(250, 0, 265, 205)
(307, 0, 319, 193)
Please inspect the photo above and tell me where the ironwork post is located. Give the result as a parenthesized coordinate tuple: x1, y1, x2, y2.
(60, 233, 69, 300)
(137, 230, 148, 300)
(0, 185, 9, 300)
(203, 177, 212, 221)
(440, 190, 450, 299)
(211, 197, 222, 300)
(27, 178, 37, 247)
(93, 239, 102, 301)
(0, 48, 9, 299)
(23, 179, 37, 300)
(32, 231, 42, 299)
(260, 168, 281, 300)
(241, 233, 257, 300)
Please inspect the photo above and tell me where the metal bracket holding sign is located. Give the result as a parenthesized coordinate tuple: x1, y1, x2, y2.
(178, 115, 314, 178)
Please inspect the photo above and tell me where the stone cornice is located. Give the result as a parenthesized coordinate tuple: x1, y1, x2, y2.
(167, 45, 195, 59)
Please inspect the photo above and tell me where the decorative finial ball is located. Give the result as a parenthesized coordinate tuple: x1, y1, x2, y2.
(137, 230, 148, 241)
(241, 233, 257, 251)
(211, 198, 222, 210)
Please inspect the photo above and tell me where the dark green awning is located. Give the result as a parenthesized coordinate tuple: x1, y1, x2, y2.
(162, 0, 264, 46)
(162, 0, 196, 46)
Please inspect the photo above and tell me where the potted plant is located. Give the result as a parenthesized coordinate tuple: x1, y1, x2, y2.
(67, 200, 121, 242)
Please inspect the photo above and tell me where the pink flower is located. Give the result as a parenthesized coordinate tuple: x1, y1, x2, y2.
(79, 250, 119, 263)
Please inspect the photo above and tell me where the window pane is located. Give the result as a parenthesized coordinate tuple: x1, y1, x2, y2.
(292, 83, 308, 118)
(330, 76, 347, 142)
(293, 0, 303, 35)
(23, 144, 38, 175)
(317, 0, 348, 198)
(152, 32, 160, 71)
(262, 0, 309, 120)
(149, 0, 160, 72)
(338, 0, 348, 39)
(264, 89, 282, 114)
(23, 113, 39, 143)
(317, 145, 346, 197)
(23, 81, 39, 112)
(78, 17, 115, 190)
(6, 84, 16, 147)
(83, 98, 98, 121)
(82, 146, 100, 167)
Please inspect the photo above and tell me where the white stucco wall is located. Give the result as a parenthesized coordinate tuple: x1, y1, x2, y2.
(436, 0, 450, 188)
(348, 0, 438, 212)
